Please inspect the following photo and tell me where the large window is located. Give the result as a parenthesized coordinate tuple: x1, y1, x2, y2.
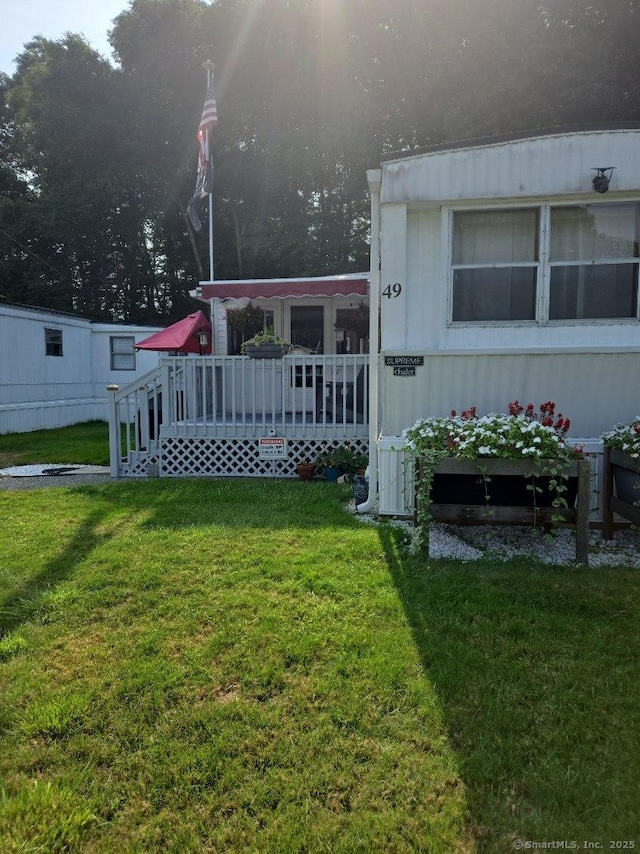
(549, 204, 640, 319)
(451, 202, 640, 323)
(452, 209, 539, 321)
(110, 336, 136, 370)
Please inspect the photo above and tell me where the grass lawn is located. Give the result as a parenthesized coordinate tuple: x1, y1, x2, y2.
(0, 474, 639, 851)
(0, 421, 110, 468)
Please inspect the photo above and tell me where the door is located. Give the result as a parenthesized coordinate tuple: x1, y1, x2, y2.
(288, 305, 325, 414)
(290, 305, 324, 353)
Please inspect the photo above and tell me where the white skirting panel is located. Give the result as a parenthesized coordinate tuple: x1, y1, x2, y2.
(378, 436, 414, 516)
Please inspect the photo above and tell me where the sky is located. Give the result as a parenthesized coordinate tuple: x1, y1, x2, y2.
(0, 0, 130, 76)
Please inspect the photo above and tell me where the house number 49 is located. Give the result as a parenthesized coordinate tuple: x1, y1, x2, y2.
(382, 283, 402, 298)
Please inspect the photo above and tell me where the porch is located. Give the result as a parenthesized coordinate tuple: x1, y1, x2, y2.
(108, 354, 369, 478)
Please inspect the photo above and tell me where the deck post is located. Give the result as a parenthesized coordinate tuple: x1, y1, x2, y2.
(161, 363, 171, 426)
(107, 384, 120, 478)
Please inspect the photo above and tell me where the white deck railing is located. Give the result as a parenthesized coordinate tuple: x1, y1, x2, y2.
(108, 354, 369, 475)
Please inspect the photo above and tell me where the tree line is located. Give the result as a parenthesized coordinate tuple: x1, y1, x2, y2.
(1, 0, 638, 324)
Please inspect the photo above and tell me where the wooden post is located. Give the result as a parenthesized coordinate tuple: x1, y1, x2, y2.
(602, 445, 614, 540)
(106, 385, 120, 478)
(575, 457, 590, 565)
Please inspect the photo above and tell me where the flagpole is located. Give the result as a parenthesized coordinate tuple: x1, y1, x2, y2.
(202, 60, 215, 282)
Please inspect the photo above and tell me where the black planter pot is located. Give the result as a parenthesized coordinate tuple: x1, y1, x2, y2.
(430, 473, 578, 508)
(612, 466, 640, 505)
(245, 343, 289, 359)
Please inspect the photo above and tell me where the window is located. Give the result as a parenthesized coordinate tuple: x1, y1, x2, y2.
(290, 305, 324, 353)
(451, 209, 539, 321)
(45, 328, 63, 356)
(549, 204, 640, 320)
(110, 336, 136, 370)
(226, 304, 275, 355)
(451, 202, 640, 323)
(336, 305, 369, 354)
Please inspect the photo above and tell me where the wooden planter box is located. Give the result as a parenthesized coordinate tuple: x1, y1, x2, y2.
(418, 457, 591, 564)
(602, 446, 640, 539)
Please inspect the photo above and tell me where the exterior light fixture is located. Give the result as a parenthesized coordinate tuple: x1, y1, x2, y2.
(592, 167, 615, 193)
(198, 331, 209, 354)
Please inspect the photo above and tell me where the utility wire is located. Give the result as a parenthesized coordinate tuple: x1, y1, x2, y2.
(0, 226, 65, 276)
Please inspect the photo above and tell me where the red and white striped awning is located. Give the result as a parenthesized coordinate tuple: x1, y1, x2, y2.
(198, 273, 368, 301)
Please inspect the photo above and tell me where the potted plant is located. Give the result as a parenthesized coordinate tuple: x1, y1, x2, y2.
(315, 448, 342, 482)
(296, 460, 316, 481)
(241, 327, 291, 359)
(226, 301, 266, 355)
(316, 444, 368, 481)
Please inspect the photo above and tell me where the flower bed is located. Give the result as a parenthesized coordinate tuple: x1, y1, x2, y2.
(403, 402, 590, 563)
(601, 417, 640, 539)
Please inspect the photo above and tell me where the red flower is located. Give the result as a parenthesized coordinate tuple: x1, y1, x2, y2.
(540, 401, 556, 418)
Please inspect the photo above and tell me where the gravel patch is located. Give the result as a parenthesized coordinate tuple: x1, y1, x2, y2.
(0, 463, 110, 477)
(0, 464, 112, 491)
(441, 523, 640, 567)
(349, 501, 640, 567)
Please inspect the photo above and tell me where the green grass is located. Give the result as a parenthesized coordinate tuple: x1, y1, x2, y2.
(0, 421, 110, 468)
(0, 476, 639, 851)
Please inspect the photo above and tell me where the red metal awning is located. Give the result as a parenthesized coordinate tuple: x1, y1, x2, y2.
(134, 310, 212, 354)
(198, 274, 369, 301)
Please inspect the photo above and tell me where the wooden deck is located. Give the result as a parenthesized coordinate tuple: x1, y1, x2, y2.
(108, 354, 370, 477)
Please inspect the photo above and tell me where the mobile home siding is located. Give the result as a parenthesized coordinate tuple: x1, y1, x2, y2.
(381, 129, 640, 206)
(380, 350, 640, 439)
(374, 128, 640, 516)
(0, 305, 162, 434)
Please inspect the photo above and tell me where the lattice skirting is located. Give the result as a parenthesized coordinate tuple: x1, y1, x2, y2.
(159, 437, 368, 478)
(121, 450, 160, 478)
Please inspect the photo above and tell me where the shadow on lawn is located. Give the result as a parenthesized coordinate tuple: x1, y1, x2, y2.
(0, 508, 111, 638)
(74, 477, 354, 532)
(377, 526, 640, 847)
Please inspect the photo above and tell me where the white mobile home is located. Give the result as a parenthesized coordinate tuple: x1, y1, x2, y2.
(368, 126, 640, 515)
(0, 301, 162, 434)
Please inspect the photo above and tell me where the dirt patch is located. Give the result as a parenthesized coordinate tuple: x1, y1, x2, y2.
(0, 452, 26, 468)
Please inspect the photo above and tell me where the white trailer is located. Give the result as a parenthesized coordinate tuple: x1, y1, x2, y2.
(367, 126, 640, 516)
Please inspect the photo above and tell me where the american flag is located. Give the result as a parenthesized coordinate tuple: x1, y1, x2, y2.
(187, 79, 218, 232)
(198, 79, 218, 139)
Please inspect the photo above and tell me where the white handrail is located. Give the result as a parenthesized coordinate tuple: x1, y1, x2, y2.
(108, 354, 370, 476)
